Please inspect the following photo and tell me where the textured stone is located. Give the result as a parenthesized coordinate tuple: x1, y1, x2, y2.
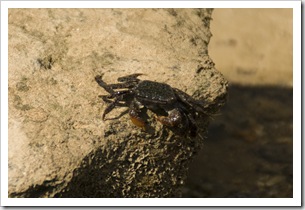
(8, 8, 228, 198)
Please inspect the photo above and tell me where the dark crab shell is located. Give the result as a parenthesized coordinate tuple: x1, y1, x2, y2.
(135, 80, 176, 104)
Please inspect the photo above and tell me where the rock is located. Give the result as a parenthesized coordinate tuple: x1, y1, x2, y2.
(8, 8, 228, 198)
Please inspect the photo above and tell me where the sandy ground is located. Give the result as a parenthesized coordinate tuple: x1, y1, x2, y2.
(183, 9, 293, 197)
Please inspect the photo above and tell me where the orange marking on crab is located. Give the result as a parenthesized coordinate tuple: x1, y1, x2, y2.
(130, 115, 146, 128)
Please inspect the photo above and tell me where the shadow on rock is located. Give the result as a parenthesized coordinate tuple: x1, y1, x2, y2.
(183, 84, 293, 198)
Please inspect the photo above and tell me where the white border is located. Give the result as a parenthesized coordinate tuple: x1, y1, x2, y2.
(1, 0, 301, 207)
(292, 0, 302, 206)
(0, 0, 302, 8)
(1, 0, 9, 205)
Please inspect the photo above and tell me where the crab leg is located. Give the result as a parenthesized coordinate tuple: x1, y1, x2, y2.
(186, 112, 198, 137)
(117, 73, 144, 82)
(105, 82, 138, 90)
(95, 75, 137, 95)
(95, 75, 117, 95)
(101, 96, 122, 120)
(173, 88, 207, 114)
(99, 95, 127, 106)
(100, 89, 131, 100)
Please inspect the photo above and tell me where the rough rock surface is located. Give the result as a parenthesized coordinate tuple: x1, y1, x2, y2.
(8, 8, 228, 198)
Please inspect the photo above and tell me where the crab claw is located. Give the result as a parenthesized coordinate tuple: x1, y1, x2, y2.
(155, 108, 182, 127)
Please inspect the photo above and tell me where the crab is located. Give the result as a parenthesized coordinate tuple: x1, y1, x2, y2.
(95, 73, 207, 137)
